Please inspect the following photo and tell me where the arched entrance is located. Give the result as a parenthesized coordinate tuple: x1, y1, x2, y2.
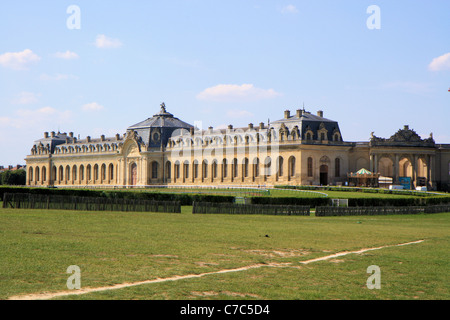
(130, 163, 137, 186)
(320, 165, 328, 185)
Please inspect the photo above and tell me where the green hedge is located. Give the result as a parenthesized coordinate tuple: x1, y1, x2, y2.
(274, 185, 445, 197)
(251, 195, 450, 207)
(0, 186, 235, 206)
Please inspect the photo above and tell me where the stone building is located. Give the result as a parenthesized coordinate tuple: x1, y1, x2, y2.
(25, 103, 450, 191)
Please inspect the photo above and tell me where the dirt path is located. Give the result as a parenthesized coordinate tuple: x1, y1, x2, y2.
(7, 239, 425, 300)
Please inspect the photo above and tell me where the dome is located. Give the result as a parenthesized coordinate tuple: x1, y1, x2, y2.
(127, 103, 193, 148)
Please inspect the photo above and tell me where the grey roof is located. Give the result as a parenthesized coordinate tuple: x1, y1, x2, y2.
(32, 132, 73, 153)
(127, 103, 193, 148)
(271, 110, 343, 141)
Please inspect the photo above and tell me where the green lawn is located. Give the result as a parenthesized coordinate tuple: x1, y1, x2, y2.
(0, 206, 448, 300)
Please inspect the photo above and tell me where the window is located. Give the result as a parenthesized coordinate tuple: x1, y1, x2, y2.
(243, 158, 249, 177)
(233, 158, 239, 178)
(335, 158, 341, 177)
(202, 161, 208, 178)
(109, 164, 114, 181)
(289, 157, 296, 177)
(183, 162, 189, 179)
(152, 161, 159, 179)
(193, 161, 199, 179)
(278, 157, 284, 176)
(73, 165, 77, 181)
(321, 133, 325, 141)
(307, 157, 313, 177)
(253, 158, 260, 177)
(80, 165, 85, 181)
(212, 161, 218, 178)
(165, 162, 171, 179)
(42, 167, 47, 182)
(223, 159, 228, 178)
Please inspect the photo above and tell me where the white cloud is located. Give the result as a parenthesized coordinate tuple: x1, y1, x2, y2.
(95, 34, 123, 49)
(54, 50, 79, 59)
(82, 102, 105, 112)
(40, 73, 79, 81)
(12, 92, 40, 105)
(428, 53, 450, 71)
(197, 84, 281, 102)
(0, 49, 40, 70)
(281, 5, 298, 14)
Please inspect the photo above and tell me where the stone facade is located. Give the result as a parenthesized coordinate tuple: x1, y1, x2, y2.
(25, 104, 450, 191)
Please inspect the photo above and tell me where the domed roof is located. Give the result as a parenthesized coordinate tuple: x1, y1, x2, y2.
(127, 103, 193, 148)
(127, 103, 193, 131)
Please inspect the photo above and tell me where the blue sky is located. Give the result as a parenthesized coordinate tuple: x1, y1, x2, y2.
(0, 0, 449, 165)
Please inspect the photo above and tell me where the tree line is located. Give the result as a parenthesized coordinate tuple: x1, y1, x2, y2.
(0, 169, 26, 185)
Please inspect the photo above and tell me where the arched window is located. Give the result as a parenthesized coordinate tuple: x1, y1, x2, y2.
(253, 158, 260, 177)
(72, 165, 77, 182)
(264, 157, 272, 176)
(174, 162, 180, 179)
(183, 161, 189, 179)
(233, 158, 239, 178)
(65, 166, 70, 182)
(101, 164, 106, 181)
(243, 158, 249, 177)
(212, 160, 218, 178)
(52, 166, 57, 181)
(335, 158, 341, 177)
(223, 159, 228, 178)
(93, 164, 99, 181)
(193, 160, 199, 179)
(35, 166, 40, 182)
(42, 167, 47, 182)
(202, 160, 208, 178)
(307, 157, 313, 177)
(59, 166, 64, 182)
(289, 156, 295, 177)
(152, 161, 159, 179)
(87, 165, 92, 181)
(165, 161, 171, 179)
(277, 157, 284, 176)
(80, 165, 85, 181)
(109, 164, 114, 181)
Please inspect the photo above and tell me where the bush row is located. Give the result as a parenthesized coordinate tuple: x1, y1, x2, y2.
(274, 185, 444, 197)
(251, 195, 450, 207)
(0, 186, 235, 206)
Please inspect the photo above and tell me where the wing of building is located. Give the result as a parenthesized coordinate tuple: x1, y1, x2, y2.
(25, 103, 450, 191)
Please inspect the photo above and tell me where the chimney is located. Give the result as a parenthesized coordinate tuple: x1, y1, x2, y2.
(69, 132, 74, 138)
(51, 131, 55, 138)
(259, 122, 265, 129)
(73, 137, 77, 143)
(284, 110, 290, 119)
(44, 132, 49, 138)
(317, 110, 323, 118)
(404, 125, 409, 130)
(296, 109, 303, 118)
(190, 127, 194, 135)
(87, 136, 91, 142)
(115, 133, 120, 140)
(248, 123, 254, 129)
(101, 135, 105, 141)
(228, 125, 233, 130)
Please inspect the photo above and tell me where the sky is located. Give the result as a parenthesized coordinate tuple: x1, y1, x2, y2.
(0, 0, 449, 166)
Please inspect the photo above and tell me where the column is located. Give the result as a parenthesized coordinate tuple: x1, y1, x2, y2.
(393, 154, 399, 184)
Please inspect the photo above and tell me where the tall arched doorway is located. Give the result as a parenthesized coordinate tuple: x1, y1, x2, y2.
(320, 165, 328, 185)
(130, 163, 138, 186)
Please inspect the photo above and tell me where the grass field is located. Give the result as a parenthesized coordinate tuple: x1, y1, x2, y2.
(0, 203, 448, 300)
